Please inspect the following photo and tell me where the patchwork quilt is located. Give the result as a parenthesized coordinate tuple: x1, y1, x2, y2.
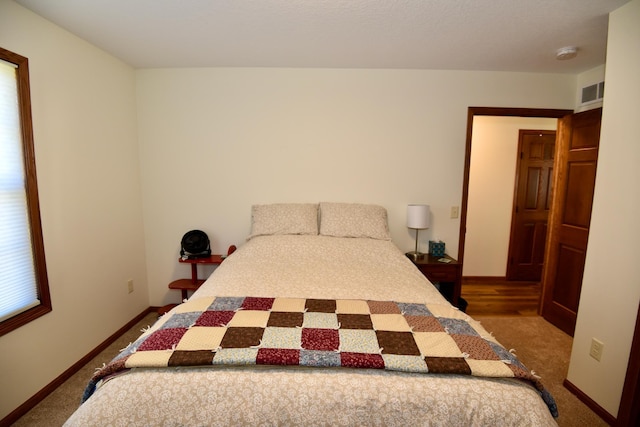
(83, 296, 557, 417)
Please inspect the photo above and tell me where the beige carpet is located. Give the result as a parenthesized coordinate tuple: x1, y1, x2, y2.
(12, 313, 160, 427)
(475, 315, 608, 427)
(13, 314, 606, 426)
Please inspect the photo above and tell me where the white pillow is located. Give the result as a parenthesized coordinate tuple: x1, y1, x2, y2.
(249, 203, 319, 240)
(319, 202, 391, 240)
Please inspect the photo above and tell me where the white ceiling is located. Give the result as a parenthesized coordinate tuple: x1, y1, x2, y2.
(15, 0, 630, 73)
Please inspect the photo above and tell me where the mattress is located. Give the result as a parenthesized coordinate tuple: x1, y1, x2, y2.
(65, 235, 557, 426)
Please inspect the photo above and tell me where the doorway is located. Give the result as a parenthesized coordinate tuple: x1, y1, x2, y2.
(458, 108, 573, 309)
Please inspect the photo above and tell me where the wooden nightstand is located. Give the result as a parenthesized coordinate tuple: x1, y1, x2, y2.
(159, 245, 236, 314)
(409, 253, 462, 308)
(169, 255, 226, 300)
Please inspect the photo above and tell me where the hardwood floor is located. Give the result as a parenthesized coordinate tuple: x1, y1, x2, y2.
(461, 278, 542, 316)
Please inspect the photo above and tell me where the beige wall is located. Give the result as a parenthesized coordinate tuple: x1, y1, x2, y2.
(568, 0, 640, 416)
(0, 1, 148, 419)
(135, 68, 576, 306)
(464, 116, 557, 277)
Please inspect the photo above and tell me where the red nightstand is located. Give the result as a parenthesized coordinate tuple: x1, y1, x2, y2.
(158, 245, 236, 314)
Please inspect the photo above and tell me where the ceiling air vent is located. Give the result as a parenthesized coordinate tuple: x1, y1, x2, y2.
(581, 81, 604, 105)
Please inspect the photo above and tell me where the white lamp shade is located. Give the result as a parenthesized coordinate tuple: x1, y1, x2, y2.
(407, 204, 430, 229)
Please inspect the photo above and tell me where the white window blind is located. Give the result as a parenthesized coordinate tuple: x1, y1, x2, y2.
(0, 58, 39, 322)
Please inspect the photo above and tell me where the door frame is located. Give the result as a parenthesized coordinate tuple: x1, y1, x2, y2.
(457, 107, 572, 276)
(616, 300, 640, 425)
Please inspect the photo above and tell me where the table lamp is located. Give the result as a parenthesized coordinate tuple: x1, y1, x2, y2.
(406, 204, 430, 261)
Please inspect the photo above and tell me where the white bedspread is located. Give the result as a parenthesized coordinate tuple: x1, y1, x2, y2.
(65, 235, 557, 426)
(193, 235, 446, 303)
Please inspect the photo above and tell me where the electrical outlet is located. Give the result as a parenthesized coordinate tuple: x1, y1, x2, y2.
(450, 206, 460, 219)
(589, 338, 604, 361)
(127, 279, 134, 294)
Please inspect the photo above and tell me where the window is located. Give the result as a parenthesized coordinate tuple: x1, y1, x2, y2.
(0, 47, 50, 336)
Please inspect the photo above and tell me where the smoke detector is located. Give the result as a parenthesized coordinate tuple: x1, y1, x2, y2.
(556, 46, 578, 60)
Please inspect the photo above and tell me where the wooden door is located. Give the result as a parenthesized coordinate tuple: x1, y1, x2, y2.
(506, 130, 556, 281)
(541, 108, 601, 336)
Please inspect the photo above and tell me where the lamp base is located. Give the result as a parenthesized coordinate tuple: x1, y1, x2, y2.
(406, 251, 425, 262)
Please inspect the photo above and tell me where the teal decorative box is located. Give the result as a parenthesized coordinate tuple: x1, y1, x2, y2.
(429, 240, 445, 257)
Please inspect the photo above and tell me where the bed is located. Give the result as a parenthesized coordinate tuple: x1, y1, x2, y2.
(65, 203, 558, 426)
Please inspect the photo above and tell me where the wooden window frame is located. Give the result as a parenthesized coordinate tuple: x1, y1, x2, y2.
(0, 47, 51, 337)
